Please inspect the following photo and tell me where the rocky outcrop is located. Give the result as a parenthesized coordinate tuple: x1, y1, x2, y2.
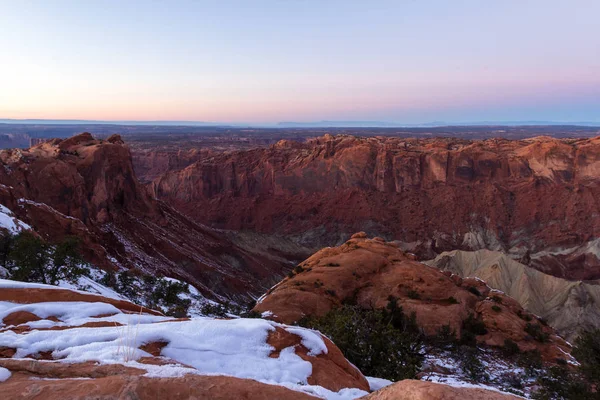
(426, 249, 600, 341)
(254, 235, 572, 362)
(0, 280, 369, 398)
(1, 372, 318, 400)
(0, 133, 307, 301)
(132, 148, 208, 182)
(149, 135, 600, 280)
(363, 380, 520, 400)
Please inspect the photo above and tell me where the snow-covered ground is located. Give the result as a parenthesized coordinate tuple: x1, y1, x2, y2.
(0, 274, 125, 301)
(423, 350, 533, 398)
(2, 266, 216, 318)
(366, 376, 393, 391)
(0, 366, 11, 382)
(0, 204, 31, 234)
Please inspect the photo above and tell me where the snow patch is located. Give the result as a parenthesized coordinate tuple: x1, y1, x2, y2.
(366, 376, 393, 391)
(0, 366, 11, 382)
(284, 326, 328, 356)
(0, 204, 31, 233)
(0, 278, 363, 400)
(0, 279, 66, 290)
(425, 375, 526, 398)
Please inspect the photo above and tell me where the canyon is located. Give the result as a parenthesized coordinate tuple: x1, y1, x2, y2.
(0, 133, 305, 302)
(146, 134, 600, 281)
(1, 131, 599, 399)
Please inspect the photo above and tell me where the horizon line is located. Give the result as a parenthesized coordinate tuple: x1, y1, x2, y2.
(1, 118, 600, 129)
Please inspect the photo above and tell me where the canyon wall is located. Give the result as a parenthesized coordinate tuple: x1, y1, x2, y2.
(0, 133, 305, 300)
(149, 135, 600, 280)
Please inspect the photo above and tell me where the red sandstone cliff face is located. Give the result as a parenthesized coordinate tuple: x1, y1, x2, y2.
(0, 133, 304, 300)
(149, 135, 600, 280)
(132, 148, 208, 183)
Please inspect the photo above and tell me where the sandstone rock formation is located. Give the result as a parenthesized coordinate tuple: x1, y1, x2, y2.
(148, 135, 600, 280)
(1, 372, 317, 400)
(426, 249, 600, 341)
(0, 279, 369, 399)
(363, 380, 520, 400)
(254, 235, 571, 361)
(0, 133, 306, 301)
(132, 148, 208, 182)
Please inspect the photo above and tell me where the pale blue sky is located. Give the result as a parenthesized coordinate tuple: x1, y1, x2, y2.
(1, 0, 599, 124)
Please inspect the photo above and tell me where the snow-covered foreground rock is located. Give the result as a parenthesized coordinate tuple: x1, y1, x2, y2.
(0, 279, 369, 399)
(0, 204, 31, 235)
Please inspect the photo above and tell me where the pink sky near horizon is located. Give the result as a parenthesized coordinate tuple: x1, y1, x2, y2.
(1, 1, 599, 124)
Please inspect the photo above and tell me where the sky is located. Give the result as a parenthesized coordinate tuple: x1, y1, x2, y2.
(0, 0, 599, 125)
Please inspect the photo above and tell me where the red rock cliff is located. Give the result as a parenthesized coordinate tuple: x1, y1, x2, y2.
(0, 133, 303, 300)
(149, 135, 600, 280)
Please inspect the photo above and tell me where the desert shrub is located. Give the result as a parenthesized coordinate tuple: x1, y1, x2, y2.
(573, 329, 600, 389)
(534, 329, 600, 398)
(0, 233, 15, 269)
(241, 309, 262, 318)
(517, 349, 543, 378)
(517, 309, 532, 321)
(101, 271, 192, 317)
(147, 279, 191, 317)
(165, 303, 190, 318)
(154, 280, 189, 305)
(116, 270, 137, 298)
(199, 299, 259, 319)
(100, 270, 117, 288)
(6, 232, 88, 285)
(446, 296, 459, 304)
(491, 305, 502, 312)
(502, 338, 520, 357)
(428, 324, 458, 350)
(460, 313, 488, 346)
(200, 302, 230, 318)
(525, 323, 549, 343)
(407, 289, 421, 299)
(533, 366, 592, 400)
(299, 301, 424, 381)
(459, 346, 489, 382)
(500, 372, 523, 390)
